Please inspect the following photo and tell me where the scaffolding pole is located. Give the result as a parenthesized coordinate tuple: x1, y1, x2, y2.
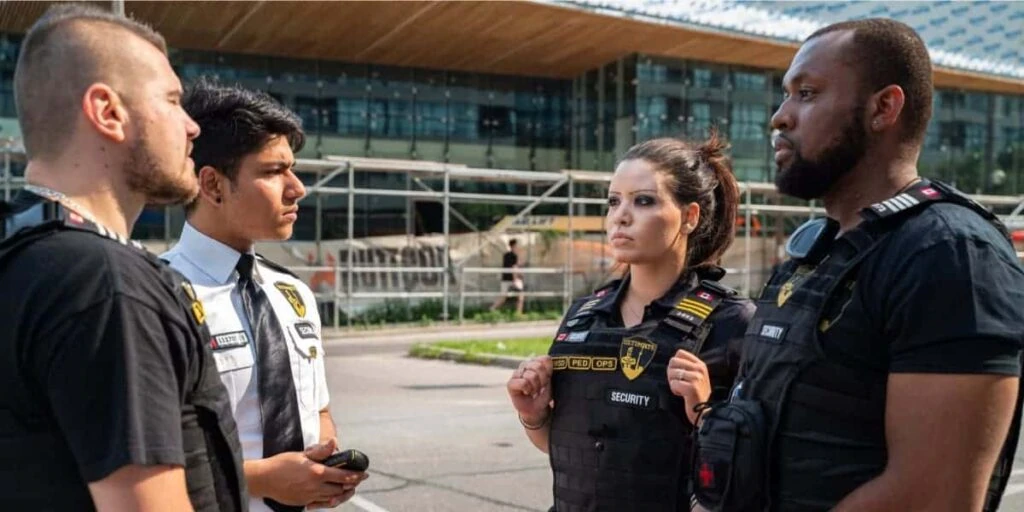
(744, 185, 752, 296)
(315, 168, 323, 265)
(566, 173, 575, 308)
(346, 162, 354, 327)
(442, 167, 451, 321)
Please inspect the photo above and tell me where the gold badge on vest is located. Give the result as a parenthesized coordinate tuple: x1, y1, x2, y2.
(619, 337, 657, 381)
(777, 265, 814, 307)
(274, 282, 306, 317)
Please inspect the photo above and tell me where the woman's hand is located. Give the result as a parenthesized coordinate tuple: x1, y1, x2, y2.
(667, 349, 712, 426)
(507, 356, 554, 427)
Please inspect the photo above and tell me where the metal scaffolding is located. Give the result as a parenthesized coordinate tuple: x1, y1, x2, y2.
(4, 145, 1024, 324)
(292, 156, 613, 326)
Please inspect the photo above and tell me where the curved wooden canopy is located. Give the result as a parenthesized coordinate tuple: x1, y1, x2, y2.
(0, 1, 1020, 94)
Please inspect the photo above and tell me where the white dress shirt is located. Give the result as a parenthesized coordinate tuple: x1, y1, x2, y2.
(162, 223, 330, 512)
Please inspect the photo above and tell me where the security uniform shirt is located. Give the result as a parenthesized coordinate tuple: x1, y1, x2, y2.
(762, 201, 1024, 508)
(163, 222, 330, 512)
(0, 194, 247, 511)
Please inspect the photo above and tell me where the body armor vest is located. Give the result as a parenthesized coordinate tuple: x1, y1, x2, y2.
(547, 277, 735, 512)
(0, 194, 248, 512)
(694, 180, 1023, 512)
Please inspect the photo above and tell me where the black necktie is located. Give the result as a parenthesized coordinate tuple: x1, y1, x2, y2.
(236, 254, 304, 512)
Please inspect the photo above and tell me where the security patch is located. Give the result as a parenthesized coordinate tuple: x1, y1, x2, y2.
(293, 320, 319, 340)
(605, 388, 655, 410)
(274, 281, 307, 317)
(619, 337, 657, 381)
(758, 322, 788, 344)
(210, 331, 250, 351)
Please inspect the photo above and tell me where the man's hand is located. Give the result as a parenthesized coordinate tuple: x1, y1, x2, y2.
(245, 440, 368, 507)
(304, 440, 368, 509)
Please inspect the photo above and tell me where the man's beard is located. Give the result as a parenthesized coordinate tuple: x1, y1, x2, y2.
(124, 137, 198, 206)
(775, 105, 868, 201)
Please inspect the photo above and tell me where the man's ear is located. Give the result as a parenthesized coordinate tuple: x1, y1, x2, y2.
(868, 84, 906, 133)
(196, 166, 225, 207)
(82, 83, 128, 143)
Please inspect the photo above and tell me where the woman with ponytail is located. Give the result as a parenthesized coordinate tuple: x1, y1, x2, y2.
(507, 130, 755, 512)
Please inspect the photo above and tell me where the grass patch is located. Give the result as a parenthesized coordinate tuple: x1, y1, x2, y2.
(409, 336, 553, 361)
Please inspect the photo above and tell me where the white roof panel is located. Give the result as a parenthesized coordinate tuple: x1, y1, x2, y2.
(553, 0, 1024, 80)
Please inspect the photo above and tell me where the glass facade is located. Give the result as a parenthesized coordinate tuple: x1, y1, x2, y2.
(167, 48, 573, 171)
(577, 54, 1022, 192)
(0, 33, 1020, 240)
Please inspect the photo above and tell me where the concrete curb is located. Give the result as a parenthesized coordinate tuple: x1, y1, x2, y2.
(322, 320, 558, 340)
(408, 346, 526, 369)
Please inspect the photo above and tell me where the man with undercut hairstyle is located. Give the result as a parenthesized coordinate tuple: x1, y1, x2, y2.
(0, 5, 246, 511)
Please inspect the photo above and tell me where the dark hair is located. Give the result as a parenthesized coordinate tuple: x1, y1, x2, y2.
(619, 130, 739, 269)
(808, 18, 933, 144)
(15, 3, 167, 159)
(182, 78, 305, 212)
(509, 239, 518, 247)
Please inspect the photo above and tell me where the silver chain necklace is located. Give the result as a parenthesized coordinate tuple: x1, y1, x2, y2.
(24, 184, 104, 228)
(23, 184, 144, 250)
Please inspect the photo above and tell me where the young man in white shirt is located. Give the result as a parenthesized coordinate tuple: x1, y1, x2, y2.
(163, 79, 366, 512)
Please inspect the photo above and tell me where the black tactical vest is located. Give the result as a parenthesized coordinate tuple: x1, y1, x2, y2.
(0, 195, 248, 512)
(694, 180, 1022, 512)
(547, 275, 737, 512)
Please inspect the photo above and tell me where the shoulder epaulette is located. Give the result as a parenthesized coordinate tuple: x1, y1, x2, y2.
(255, 253, 300, 279)
(564, 281, 618, 320)
(860, 179, 1010, 242)
(860, 182, 945, 222)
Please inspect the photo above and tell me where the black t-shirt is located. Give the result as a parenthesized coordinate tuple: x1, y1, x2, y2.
(0, 228, 240, 509)
(587, 270, 756, 401)
(501, 250, 518, 281)
(818, 202, 1024, 377)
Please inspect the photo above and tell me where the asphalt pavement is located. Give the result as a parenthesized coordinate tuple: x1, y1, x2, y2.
(319, 323, 1024, 512)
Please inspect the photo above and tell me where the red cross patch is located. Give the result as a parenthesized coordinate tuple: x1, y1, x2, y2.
(697, 291, 714, 302)
(699, 461, 716, 489)
(921, 187, 939, 198)
(556, 333, 567, 342)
